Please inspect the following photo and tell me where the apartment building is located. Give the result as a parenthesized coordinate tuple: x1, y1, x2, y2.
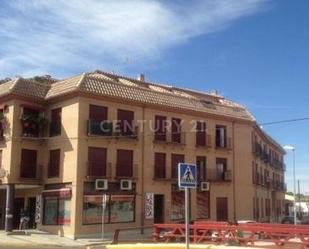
(0, 71, 285, 238)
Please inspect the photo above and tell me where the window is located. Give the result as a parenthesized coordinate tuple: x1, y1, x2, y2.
(116, 149, 133, 177)
(50, 108, 61, 136)
(154, 115, 167, 141)
(171, 118, 181, 143)
(252, 161, 255, 184)
(0, 150, 2, 168)
(216, 158, 227, 181)
(20, 149, 37, 178)
(82, 195, 135, 224)
(88, 105, 110, 135)
(261, 198, 264, 218)
(88, 147, 107, 177)
(48, 149, 60, 178)
(196, 121, 206, 146)
(154, 153, 166, 179)
(0, 109, 4, 139)
(117, 109, 135, 136)
(43, 197, 71, 225)
(171, 154, 184, 178)
(216, 125, 226, 148)
(196, 156, 206, 180)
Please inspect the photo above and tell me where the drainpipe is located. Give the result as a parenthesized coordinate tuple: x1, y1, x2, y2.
(140, 106, 145, 234)
(232, 121, 236, 222)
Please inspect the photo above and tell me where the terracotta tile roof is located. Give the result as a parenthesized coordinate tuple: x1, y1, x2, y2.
(0, 70, 255, 121)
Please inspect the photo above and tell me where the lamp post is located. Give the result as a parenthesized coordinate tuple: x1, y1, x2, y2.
(283, 145, 296, 225)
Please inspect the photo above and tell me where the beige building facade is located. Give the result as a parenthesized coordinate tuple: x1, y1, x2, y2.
(0, 71, 285, 238)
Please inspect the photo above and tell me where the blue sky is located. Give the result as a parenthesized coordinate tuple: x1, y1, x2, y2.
(0, 0, 308, 193)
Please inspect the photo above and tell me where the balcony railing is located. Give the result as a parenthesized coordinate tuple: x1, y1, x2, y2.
(195, 134, 212, 148)
(215, 137, 232, 150)
(153, 132, 186, 145)
(87, 162, 112, 179)
(115, 163, 138, 179)
(19, 164, 42, 182)
(205, 169, 232, 182)
(87, 120, 138, 139)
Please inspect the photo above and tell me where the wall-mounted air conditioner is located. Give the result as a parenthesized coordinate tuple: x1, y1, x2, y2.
(120, 179, 132, 190)
(200, 181, 210, 191)
(95, 179, 108, 190)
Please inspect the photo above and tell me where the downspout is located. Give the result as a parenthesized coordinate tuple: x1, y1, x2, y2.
(232, 121, 236, 222)
(140, 106, 145, 233)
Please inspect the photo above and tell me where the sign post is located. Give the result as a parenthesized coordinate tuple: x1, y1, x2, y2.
(102, 194, 107, 240)
(178, 163, 197, 249)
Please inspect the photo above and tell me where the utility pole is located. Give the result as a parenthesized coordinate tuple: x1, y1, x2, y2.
(298, 180, 301, 219)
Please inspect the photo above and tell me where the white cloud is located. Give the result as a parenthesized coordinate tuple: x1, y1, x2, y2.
(0, 0, 268, 78)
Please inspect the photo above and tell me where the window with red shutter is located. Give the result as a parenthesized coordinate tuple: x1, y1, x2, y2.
(171, 154, 184, 179)
(88, 147, 107, 177)
(20, 149, 37, 178)
(89, 105, 108, 121)
(116, 149, 133, 177)
(88, 105, 111, 136)
(196, 156, 206, 180)
(154, 115, 166, 141)
(171, 118, 181, 143)
(154, 153, 166, 179)
(196, 121, 206, 146)
(48, 149, 60, 178)
(50, 108, 61, 136)
(117, 109, 134, 136)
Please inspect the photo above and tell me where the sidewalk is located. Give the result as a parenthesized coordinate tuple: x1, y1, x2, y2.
(0, 230, 108, 247)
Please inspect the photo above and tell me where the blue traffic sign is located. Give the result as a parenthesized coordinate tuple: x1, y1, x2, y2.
(178, 163, 197, 188)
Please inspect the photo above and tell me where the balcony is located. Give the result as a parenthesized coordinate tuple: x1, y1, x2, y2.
(20, 114, 47, 138)
(153, 132, 186, 145)
(115, 163, 138, 179)
(205, 169, 232, 182)
(86, 162, 112, 179)
(195, 134, 212, 148)
(215, 137, 232, 150)
(19, 164, 42, 183)
(271, 159, 286, 171)
(87, 120, 138, 139)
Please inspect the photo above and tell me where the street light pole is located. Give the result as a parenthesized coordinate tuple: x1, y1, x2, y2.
(283, 145, 297, 225)
(292, 149, 296, 225)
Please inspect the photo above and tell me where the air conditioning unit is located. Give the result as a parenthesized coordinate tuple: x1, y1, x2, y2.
(200, 181, 210, 191)
(120, 179, 132, 190)
(95, 179, 108, 190)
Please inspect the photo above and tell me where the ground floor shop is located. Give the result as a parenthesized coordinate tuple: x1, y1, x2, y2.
(0, 180, 285, 238)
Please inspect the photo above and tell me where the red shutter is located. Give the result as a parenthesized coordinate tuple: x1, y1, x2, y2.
(172, 118, 181, 143)
(88, 147, 107, 177)
(155, 115, 166, 141)
(216, 197, 228, 221)
(196, 156, 206, 180)
(171, 154, 184, 178)
(116, 149, 133, 177)
(48, 149, 60, 178)
(89, 105, 108, 121)
(196, 121, 206, 146)
(117, 109, 134, 135)
(20, 149, 37, 178)
(154, 153, 166, 178)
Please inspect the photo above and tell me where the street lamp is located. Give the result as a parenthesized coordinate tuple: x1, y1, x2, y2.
(283, 145, 296, 225)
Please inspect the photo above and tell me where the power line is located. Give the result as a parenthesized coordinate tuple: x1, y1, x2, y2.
(260, 117, 309, 126)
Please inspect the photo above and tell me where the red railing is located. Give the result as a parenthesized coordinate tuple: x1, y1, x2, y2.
(153, 222, 309, 248)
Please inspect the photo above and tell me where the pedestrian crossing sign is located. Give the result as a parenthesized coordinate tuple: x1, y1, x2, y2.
(178, 163, 197, 188)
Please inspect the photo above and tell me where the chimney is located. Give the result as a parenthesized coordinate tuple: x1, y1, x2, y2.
(137, 73, 145, 82)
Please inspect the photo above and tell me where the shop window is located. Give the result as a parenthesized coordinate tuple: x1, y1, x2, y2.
(171, 189, 185, 221)
(110, 195, 134, 223)
(83, 195, 109, 225)
(43, 197, 71, 225)
(196, 191, 210, 219)
(82, 194, 135, 224)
